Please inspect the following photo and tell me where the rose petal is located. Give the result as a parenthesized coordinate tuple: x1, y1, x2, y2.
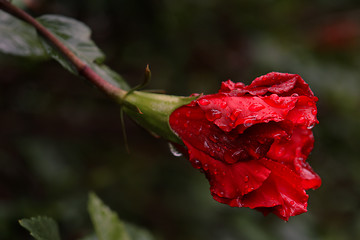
(242, 159, 309, 221)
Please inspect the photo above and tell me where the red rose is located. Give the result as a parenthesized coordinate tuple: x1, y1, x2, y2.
(169, 72, 321, 220)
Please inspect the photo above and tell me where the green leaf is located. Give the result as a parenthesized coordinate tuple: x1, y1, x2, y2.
(88, 192, 131, 240)
(0, 11, 130, 90)
(36, 14, 130, 90)
(0, 11, 46, 57)
(19, 216, 61, 240)
(37, 15, 106, 69)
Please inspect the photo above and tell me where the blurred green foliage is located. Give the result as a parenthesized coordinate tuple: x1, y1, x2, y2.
(1, 0, 360, 239)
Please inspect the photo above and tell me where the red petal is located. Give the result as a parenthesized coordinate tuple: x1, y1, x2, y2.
(245, 72, 315, 97)
(196, 95, 298, 133)
(184, 139, 271, 201)
(267, 126, 321, 190)
(242, 159, 309, 221)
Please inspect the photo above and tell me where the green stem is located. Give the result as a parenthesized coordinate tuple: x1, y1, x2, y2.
(0, 0, 125, 98)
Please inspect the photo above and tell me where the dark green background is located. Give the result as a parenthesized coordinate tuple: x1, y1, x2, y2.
(1, 0, 360, 239)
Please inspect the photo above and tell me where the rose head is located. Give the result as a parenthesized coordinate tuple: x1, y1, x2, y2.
(169, 72, 321, 220)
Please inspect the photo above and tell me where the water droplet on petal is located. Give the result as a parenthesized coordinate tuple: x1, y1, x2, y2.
(270, 94, 280, 104)
(244, 175, 249, 182)
(203, 163, 209, 170)
(243, 119, 253, 128)
(204, 141, 210, 150)
(194, 126, 202, 135)
(290, 201, 295, 206)
(183, 121, 189, 127)
(249, 103, 265, 112)
(194, 159, 201, 167)
(168, 143, 182, 157)
(198, 98, 210, 106)
(307, 123, 315, 129)
(276, 147, 285, 157)
(205, 109, 222, 121)
(312, 109, 317, 115)
(291, 93, 299, 97)
(230, 109, 241, 121)
(298, 116, 306, 124)
(232, 150, 247, 162)
(185, 110, 191, 117)
(209, 134, 219, 143)
(220, 101, 227, 109)
(236, 198, 243, 207)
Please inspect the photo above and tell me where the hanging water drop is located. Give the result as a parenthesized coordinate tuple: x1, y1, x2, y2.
(243, 119, 253, 128)
(168, 143, 183, 157)
(193, 159, 202, 168)
(307, 123, 315, 129)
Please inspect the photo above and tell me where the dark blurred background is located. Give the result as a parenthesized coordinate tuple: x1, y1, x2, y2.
(1, 0, 360, 239)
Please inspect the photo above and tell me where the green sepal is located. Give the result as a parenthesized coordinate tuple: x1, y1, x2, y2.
(121, 91, 197, 144)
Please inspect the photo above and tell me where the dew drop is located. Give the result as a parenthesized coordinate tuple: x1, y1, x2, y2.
(312, 109, 317, 115)
(276, 147, 285, 157)
(198, 98, 210, 106)
(220, 101, 227, 109)
(232, 150, 247, 162)
(270, 94, 280, 104)
(224, 151, 240, 164)
(230, 109, 241, 121)
(244, 184, 249, 193)
(244, 175, 249, 182)
(236, 198, 243, 207)
(280, 209, 286, 216)
(291, 93, 299, 97)
(209, 134, 219, 143)
(195, 125, 203, 135)
(243, 119, 253, 128)
(307, 123, 315, 129)
(168, 143, 183, 157)
(194, 159, 202, 167)
(183, 121, 189, 127)
(204, 141, 210, 150)
(219, 191, 224, 197)
(203, 163, 209, 170)
(185, 110, 191, 117)
(298, 116, 306, 124)
(249, 103, 265, 112)
(290, 201, 295, 206)
(205, 109, 222, 121)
